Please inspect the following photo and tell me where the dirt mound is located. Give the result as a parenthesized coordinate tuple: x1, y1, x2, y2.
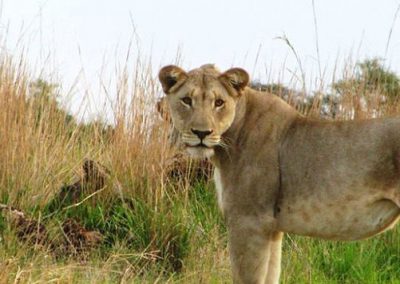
(0, 204, 49, 245)
(0, 203, 103, 258)
(59, 218, 103, 257)
(0, 159, 108, 258)
(164, 153, 213, 183)
(57, 159, 110, 205)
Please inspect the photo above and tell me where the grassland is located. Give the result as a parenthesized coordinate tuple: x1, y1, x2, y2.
(0, 50, 399, 284)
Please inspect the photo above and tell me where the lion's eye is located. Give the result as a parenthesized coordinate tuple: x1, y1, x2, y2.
(215, 99, 224, 108)
(181, 97, 192, 106)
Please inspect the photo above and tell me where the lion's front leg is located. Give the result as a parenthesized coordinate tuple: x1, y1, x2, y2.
(265, 231, 283, 284)
(228, 216, 279, 284)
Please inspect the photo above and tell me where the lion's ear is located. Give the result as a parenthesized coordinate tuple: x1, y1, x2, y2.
(158, 65, 188, 94)
(219, 68, 249, 93)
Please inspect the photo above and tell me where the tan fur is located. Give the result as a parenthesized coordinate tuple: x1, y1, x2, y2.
(158, 64, 400, 284)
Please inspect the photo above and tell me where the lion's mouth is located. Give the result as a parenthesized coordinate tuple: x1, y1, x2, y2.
(184, 142, 215, 158)
(185, 142, 212, 148)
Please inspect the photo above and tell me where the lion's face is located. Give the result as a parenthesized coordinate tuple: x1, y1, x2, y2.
(159, 65, 249, 158)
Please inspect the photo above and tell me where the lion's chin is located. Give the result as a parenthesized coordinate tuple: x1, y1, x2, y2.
(185, 146, 214, 159)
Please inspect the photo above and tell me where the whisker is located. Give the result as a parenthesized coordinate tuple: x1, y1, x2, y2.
(221, 136, 234, 148)
(218, 137, 234, 161)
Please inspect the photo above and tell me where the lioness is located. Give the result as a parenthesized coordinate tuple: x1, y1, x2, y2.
(158, 64, 400, 284)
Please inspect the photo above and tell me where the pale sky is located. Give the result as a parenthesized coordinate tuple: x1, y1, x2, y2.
(2, 0, 400, 120)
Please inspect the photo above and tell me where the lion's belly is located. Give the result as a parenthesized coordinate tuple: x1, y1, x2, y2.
(277, 194, 400, 240)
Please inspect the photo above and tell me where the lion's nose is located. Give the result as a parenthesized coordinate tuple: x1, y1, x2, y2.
(191, 129, 213, 140)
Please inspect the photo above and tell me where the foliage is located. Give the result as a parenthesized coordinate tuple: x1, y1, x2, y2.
(28, 79, 76, 128)
(333, 58, 400, 102)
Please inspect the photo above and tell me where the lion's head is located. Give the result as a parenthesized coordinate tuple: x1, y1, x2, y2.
(158, 64, 249, 158)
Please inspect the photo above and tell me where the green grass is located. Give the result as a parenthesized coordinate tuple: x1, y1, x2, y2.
(281, 227, 400, 283)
